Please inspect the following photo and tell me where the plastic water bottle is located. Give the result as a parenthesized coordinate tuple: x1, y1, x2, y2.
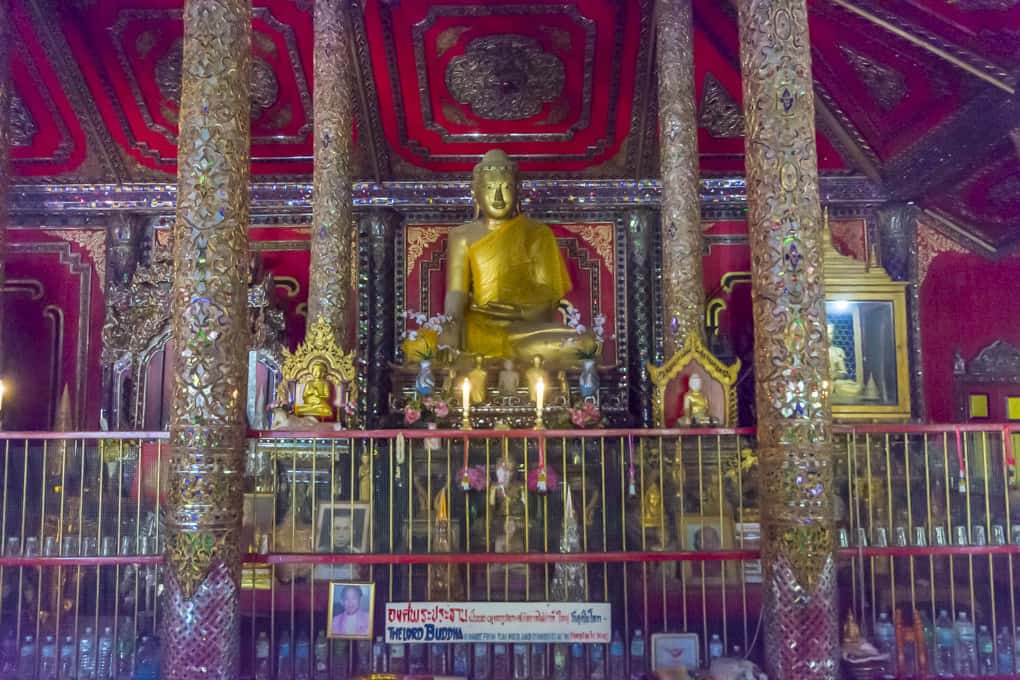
(39, 634, 57, 680)
(133, 635, 160, 680)
(372, 637, 386, 673)
(513, 644, 529, 679)
(977, 624, 994, 675)
(116, 618, 135, 678)
(97, 626, 114, 679)
(709, 633, 724, 661)
(588, 643, 606, 680)
(295, 631, 311, 680)
(252, 631, 271, 680)
(569, 643, 586, 680)
(531, 643, 548, 679)
(452, 643, 470, 676)
(629, 628, 646, 680)
(18, 634, 36, 678)
(954, 611, 977, 675)
(430, 643, 448, 674)
(313, 631, 328, 680)
(278, 632, 293, 679)
(934, 610, 955, 676)
(79, 626, 96, 679)
(551, 643, 568, 680)
(997, 626, 1014, 674)
(473, 643, 490, 679)
(59, 635, 75, 679)
(609, 631, 626, 679)
(875, 612, 896, 674)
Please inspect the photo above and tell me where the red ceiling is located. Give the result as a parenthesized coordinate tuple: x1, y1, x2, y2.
(4, 0, 1020, 248)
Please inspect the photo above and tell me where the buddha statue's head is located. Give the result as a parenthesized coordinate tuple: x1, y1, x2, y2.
(689, 373, 703, 392)
(310, 360, 327, 379)
(531, 355, 543, 368)
(472, 150, 519, 221)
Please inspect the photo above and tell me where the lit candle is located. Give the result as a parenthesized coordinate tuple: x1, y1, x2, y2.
(461, 378, 471, 429)
(535, 378, 544, 428)
(0, 380, 5, 413)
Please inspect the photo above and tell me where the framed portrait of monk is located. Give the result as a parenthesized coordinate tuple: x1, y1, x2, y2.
(327, 582, 375, 640)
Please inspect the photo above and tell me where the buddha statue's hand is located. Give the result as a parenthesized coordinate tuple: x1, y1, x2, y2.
(438, 319, 462, 350)
(471, 301, 523, 320)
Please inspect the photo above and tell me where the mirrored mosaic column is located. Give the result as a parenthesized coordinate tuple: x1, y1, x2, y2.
(656, 0, 705, 355)
(309, 0, 355, 345)
(736, 1, 837, 677)
(0, 0, 10, 381)
(162, 0, 251, 677)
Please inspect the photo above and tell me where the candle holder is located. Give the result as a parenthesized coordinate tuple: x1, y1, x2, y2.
(534, 377, 545, 430)
(461, 378, 472, 430)
(462, 411, 473, 431)
(533, 411, 545, 430)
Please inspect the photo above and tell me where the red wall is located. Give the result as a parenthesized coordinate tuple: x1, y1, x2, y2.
(921, 251, 1020, 423)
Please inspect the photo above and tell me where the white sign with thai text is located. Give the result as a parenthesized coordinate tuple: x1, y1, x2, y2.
(384, 602, 611, 644)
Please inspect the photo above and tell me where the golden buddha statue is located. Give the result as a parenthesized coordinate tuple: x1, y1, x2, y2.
(642, 480, 665, 529)
(679, 373, 714, 426)
(441, 149, 596, 362)
(525, 355, 550, 404)
(468, 355, 488, 404)
(295, 360, 334, 419)
(828, 322, 861, 399)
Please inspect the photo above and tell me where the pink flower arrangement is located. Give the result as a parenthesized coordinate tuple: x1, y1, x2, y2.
(457, 465, 487, 492)
(568, 401, 602, 429)
(404, 395, 450, 427)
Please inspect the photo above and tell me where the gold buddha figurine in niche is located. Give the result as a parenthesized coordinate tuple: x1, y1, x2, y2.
(441, 150, 596, 362)
(641, 479, 665, 530)
(828, 322, 861, 399)
(295, 360, 334, 419)
(679, 373, 714, 426)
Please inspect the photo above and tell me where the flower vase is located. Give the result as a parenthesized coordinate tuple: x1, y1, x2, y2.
(425, 422, 441, 451)
(415, 360, 435, 397)
(578, 359, 599, 400)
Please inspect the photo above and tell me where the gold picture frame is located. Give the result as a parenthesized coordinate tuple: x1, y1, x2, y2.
(678, 514, 739, 585)
(327, 582, 375, 640)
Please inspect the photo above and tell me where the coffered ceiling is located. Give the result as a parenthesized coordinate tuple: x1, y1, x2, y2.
(6, 0, 1020, 250)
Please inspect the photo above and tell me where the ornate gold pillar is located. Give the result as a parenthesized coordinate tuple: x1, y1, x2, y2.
(162, 1, 251, 677)
(309, 0, 355, 344)
(736, 1, 837, 678)
(656, 0, 704, 355)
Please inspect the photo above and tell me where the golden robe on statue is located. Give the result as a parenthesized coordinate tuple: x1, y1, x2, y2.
(459, 216, 573, 357)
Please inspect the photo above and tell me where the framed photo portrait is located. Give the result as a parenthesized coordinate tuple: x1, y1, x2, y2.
(327, 582, 375, 640)
(315, 502, 370, 581)
(679, 515, 739, 585)
(651, 632, 700, 672)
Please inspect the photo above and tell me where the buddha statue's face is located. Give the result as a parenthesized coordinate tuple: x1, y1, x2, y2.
(689, 373, 702, 392)
(474, 170, 518, 221)
(311, 363, 325, 379)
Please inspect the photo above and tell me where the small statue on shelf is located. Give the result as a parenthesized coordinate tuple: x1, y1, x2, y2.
(498, 359, 520, 396)
(295, 361, 334, 419)
(358, 451, 372, 502)
(468, 356, 488, 404)
(428, 490, 465, 601)
(641, 479, 665, 530)
(526, 355, 550, 404)
(557, 369, 570, 403)
(679, 373, 716, 426)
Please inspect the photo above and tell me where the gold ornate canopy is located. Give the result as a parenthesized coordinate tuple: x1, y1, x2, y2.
(279, 319, 358, 406)
(648, 333, 740, 428)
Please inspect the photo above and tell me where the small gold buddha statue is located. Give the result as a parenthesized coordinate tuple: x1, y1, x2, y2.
(828, 322, 861, 399)
(843, 610, 861, 646)
(468, 355, 488, 404)
(642, 480, 665, 529)
(295, 360, 334, 419)
(358, 451, 372, 502)
(679, 373, 714, 426)
(525, 355, 550, 404)
(441, 150, 596, 362)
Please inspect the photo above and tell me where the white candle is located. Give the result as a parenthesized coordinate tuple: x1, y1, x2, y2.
(462, 378, 471, 417)
(536, 378, 544, 414)
(0, 380, 6, 413)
